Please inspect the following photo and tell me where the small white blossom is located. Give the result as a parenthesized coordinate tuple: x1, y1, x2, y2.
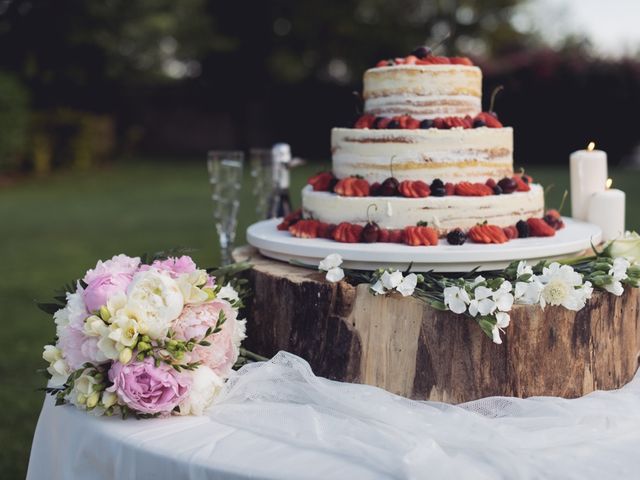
(218, 283, 240, 303)
(319, 254, 343, 272)
(177, 270, 210, 304)
(491, 312, 511, 345)
(325, 267, 345, 283)
(605, 257, 630, 296)
(396, 273, 418, 297)
(381, 270, 403, 290)
(42, 345, 70, 386)
(370, 280, 385, 295)
(538, 263, 592, 311)
(468, 286, 495, 317)
(517, 261, 533, 278)
(443, 286, 471, 314)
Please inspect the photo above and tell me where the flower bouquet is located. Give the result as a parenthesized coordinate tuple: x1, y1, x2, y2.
(40, 253, 248, 418)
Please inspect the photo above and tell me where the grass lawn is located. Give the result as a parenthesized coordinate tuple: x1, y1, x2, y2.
(1, 158, 639, 478)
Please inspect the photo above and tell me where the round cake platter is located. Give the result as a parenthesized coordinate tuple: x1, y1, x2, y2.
(246, 218, 602, 272)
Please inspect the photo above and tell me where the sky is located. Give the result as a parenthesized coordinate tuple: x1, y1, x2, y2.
(528, 0, 640, 56)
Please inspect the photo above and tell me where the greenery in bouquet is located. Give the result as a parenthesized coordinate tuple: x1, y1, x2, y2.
(39, 251, 253, 419)
(317, 232, 640, 344)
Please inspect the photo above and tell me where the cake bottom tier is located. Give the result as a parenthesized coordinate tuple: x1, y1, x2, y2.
(301, 184, 545, 234)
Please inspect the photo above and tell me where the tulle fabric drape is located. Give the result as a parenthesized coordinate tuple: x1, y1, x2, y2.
(209, 351, 640, 479)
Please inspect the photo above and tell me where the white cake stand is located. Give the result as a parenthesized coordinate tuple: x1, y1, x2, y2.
(247, 218, 602, 272)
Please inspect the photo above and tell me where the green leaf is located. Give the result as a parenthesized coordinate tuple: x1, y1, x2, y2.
(36, 302, 64, 315)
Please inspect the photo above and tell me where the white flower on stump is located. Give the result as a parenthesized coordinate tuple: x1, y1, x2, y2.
(318, 254, 344, 283)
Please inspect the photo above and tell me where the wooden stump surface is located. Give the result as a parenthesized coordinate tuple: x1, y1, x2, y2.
(234, 246, 640, 403)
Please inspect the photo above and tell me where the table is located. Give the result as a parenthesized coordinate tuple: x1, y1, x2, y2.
(28, 352, 640, 480)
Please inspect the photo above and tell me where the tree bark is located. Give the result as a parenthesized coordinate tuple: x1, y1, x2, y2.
(234, 246, 640, 403)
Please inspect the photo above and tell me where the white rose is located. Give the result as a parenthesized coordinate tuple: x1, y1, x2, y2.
(607, 231, 640, 264)
(178, 366, 225, 416)
(126, 270, 184, 339)
(42, 345, 70, 386)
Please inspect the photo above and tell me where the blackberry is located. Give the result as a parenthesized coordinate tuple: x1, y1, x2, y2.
(411, 46, 432, 59)
(387, 120, 400, 129)
(516, 220, 530, 238)
(372, 117, 385, 129)
(430, 178, 446, 196)
(492, 185, 503, 195)
(419, 119, 434, 129)
(473, 119, 486, 128)
(447, 228, 467, 245)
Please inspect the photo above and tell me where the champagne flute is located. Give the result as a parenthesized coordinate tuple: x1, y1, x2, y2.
(249, 148, 274, 220)
(207, 151, 244, 265)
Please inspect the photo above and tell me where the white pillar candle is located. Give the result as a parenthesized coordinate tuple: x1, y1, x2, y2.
(570, 142, 608, 220)
(587, 180, 625, 241)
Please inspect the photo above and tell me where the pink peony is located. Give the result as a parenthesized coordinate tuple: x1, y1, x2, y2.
(84, 254, 140, 284)
(58, 326, 98, 370)
(139, 256, 198, 279)
(173, 300, 243, 377)
(83, 272, 133, 313)
(108, 357, 191, 415)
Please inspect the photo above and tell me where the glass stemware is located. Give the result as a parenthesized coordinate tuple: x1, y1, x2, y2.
(249, 148, 275, 220)
(207, 151, 244, 265)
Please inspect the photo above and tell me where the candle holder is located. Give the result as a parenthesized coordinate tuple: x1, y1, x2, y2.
(207, 150, 244, 265)
(249, 148, 275, 220)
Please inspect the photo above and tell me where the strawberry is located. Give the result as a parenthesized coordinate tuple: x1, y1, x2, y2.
(450, 57, 473, 66)
(318, 222, 336, 239)
(307, 172, 336, 192)
(433, 117, 449, 129)
(527, 218, 556, 237)
(474, 112, 503, 128)
(277, 209, 303, 231)
(404, 55, 418, 65)
(377, 229, 390, 243)
(399, 180, 431, 198)
(404, 225, 439, 246)
(376, 59, 392, 67)
(397, 115, 411, 129)
(503, 225, 519, 240)
(376, 117, 392, 129)
(455, 182, 494, 196)
(405, 117, 421, 129)
(332, 222, 363, 243)
(387, 229, 405, 243)
(485, 178, 497, 189)
(513, 175, 531, 192)
(468, 224, 509, 244)
(354, 114, 376, 129)
(334, 177, 370, 197)
(445, 182, 456, 196)
(429, 56, 451, 64)
(461, 115, 474, 129)
(394, 57, 407, 65)
(289, 219, 322, 239)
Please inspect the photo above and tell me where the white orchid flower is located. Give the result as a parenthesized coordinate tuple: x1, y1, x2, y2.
(443, 286, 471, 314)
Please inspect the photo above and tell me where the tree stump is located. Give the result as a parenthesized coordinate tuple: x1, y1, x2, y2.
(234, 246, 640, 403)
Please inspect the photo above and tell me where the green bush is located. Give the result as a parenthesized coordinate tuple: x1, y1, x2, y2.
(0, 72, 30, 172)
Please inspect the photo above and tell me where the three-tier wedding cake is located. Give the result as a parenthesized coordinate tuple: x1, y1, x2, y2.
(278, 50, 560, 246)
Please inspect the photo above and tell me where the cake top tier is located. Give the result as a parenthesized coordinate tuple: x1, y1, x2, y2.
(363, 63, 482, 120)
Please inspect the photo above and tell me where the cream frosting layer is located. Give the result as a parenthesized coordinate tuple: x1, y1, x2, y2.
(332, 127, 514, 184)
(301, 184, 545, 234)
(363, 65, 482, 119)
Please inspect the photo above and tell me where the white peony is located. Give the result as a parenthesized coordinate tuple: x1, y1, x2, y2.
(54, 286, 88, 332)
(178, 366, 225, 416)
(177, 270, 210, 304)
(42, 345, 71, 386)
(443, 286, 471, 314)
(126, 270, 184, 339)
(538, 263, 593, 311)
(605, 257, 630, 296)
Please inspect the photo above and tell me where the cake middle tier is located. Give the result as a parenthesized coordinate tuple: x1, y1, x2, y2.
(302, 184, 545, 234)
(332, 127, 514, 184)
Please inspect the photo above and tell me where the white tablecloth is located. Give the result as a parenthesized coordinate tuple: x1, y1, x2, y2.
(28, 352, 640, 480)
